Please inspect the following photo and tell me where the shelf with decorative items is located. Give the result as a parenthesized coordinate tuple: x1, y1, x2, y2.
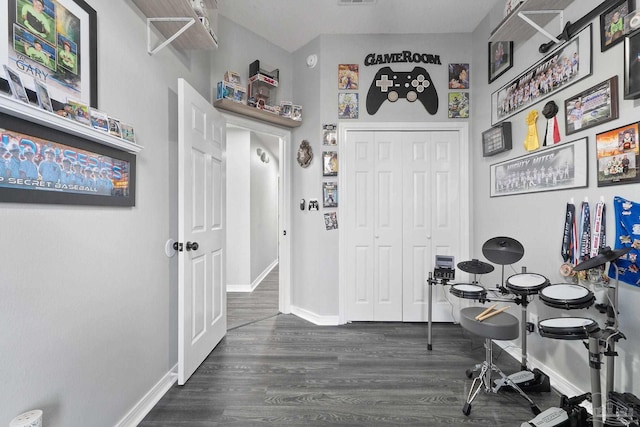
(213, 99, 302, 128)
(131, 0, 218, 55)
(0, 92, 142, 154)
(489, 0, 575, 43)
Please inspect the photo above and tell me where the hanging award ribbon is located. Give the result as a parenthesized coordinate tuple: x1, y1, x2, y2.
(588, 199, 607, 283)
(577, 201, 591, 280)
(560, 202, 576, 278)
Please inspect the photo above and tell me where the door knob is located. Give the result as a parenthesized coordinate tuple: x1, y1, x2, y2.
(186, 241, 199, 251)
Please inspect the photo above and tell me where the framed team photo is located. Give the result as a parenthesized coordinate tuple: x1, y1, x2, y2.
(595, 122, 640, 187)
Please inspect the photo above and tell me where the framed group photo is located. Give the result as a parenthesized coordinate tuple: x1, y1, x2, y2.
(488, 41, 513, 83)
(1, 0, 98, 107)
(564, 76, 619, 135)
(490, 138, 588, 197)
(595, 122, 640, 187)
(491, 24, 592, 125)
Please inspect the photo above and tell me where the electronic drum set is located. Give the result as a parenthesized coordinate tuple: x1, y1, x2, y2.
(426, 236, 640, 426)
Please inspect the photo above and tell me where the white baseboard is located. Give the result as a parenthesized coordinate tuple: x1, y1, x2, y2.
(290, 305, 339, 326)
(115, 364, 178, 427)
(227, 260, 278, 293)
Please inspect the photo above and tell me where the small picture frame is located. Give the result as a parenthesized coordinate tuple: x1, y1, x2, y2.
(67, 98, 90, 126)
(90, 108, 109, 132)
(323, 181, 338, 208)
(120, 123, 136, 144)
(324, 212, 338, 231)
(624, 29, 640, 99)
(323, 151, 338, 176)
(33, 79, 53, 112)
(601, 0, 632, 52)
(338, 92, 358, 119)
(564, 76, 619, 135)
(482, 122, 512, 157)
(448, 92, 469, 118)
(3, 65, 29, 103)
(108, 117, 122, 137)
(448, 63, 469, 89)
(596, 122, 640, 187)
(322, 123, 338, 146)
(338, 64, 359, 90)
(292, 105, 302, 121)
(488, 41, 513, 83)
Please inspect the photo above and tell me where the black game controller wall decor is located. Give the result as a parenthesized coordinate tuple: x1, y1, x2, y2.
(366, 67, 439, 115)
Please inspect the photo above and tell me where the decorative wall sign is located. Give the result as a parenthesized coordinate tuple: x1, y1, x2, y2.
(363, 50, 442, 66)
(338, 64, 358, 90)
(0, 112, 135, 206)
(448, 92, 469, 118)
(490, 138, 588, 197)
(624, 29, 640, 99)
(1, 0, 98, 107)
(488, 41, 513, 83)
(564, 76, 619, 135)
(491, 24, 592, 125)
(600, 0, 632, 52)
(366, 66, 438, 115)
(297, 139, 313, 168)
(595, 122, 639, 187)
(482, 121, 512, 157)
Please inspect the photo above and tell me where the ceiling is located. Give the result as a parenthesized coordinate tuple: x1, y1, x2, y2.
(217, 0, 503, 53)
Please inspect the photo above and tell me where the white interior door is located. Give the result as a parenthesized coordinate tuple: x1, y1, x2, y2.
(344, 127, 464, 322)
(402, 131, 459, 322)
(178, 78, 226, 385)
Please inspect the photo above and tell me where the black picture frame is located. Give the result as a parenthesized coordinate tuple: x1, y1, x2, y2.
(482, 122, 512, 157)
(3, 0, 98, 108)
(0, 112, 135, 206)
(488, 41, 513, 83)
(564, 76, 619, 135)
(600, 0, 633, 52)
(624, 29, 640, 99)
(595, 122, 640, 187)
(491, 24, 592, 125)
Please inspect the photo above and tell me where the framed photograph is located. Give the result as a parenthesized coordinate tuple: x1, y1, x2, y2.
(0, 112, 135, 206)
(482, 122, 512, 157)
(448, 63, 469, 89)
(4, 63, 29, 102)
(564, 76, 619, 135)
(322, 123, 337, 146)
(323, 151, 338, 176)
(338, 92, 358, 119)
(490, 138, 588, 197)
(595, 122, 640, 187)
(492, 24, 592, 125)
(33, 78, 53, 111)
(624, 29, 640, 99)
(89, 108, 109, 132)
(323, 181, 337, 208)
(448, 92, 469, 118)
(1, 0, 98, 107)
(601, 0, 632, 52)
(488, 41, 513, 83)
(324, 212, 338, 231)
(338, 64, 358, 90)
(120, 123, 136, 144)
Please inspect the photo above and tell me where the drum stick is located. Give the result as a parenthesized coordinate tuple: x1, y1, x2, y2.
(475, 303, 498, 320)
(478, 306, 509, 322)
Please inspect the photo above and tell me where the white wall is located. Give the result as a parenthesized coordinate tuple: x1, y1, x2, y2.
(0, 2, 211, 425)
(472, 1, 640, 397)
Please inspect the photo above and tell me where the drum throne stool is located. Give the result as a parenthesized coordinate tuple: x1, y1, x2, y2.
(460, 306, 541, 416)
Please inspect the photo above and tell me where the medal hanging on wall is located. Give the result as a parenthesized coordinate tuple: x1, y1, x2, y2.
(588, 198, 608, 283)
(577, 200, 592, 281)
(560, 201, 577, 280)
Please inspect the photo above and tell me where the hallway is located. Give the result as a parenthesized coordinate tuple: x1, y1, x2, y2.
(227, 265, 280, 330)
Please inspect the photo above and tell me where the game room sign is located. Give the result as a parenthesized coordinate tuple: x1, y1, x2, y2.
(364, 50, 443, 66)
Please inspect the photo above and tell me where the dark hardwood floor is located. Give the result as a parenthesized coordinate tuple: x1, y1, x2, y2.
(226, 265, 280, 331)
(140, 267, 563, 426)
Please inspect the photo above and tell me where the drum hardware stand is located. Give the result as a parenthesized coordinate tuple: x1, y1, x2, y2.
(426, 272, 453, 351)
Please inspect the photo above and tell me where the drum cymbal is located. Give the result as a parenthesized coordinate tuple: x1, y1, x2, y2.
(573, 246, 633, 271)
(482, 236, 525, 265)
(457, 259, 494, 274)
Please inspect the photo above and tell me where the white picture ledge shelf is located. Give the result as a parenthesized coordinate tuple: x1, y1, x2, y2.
(0, 94, 143, 154)
(213, 99, 302, 128)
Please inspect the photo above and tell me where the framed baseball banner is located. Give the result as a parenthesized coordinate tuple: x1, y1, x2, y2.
(1, 0, 98, 107)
